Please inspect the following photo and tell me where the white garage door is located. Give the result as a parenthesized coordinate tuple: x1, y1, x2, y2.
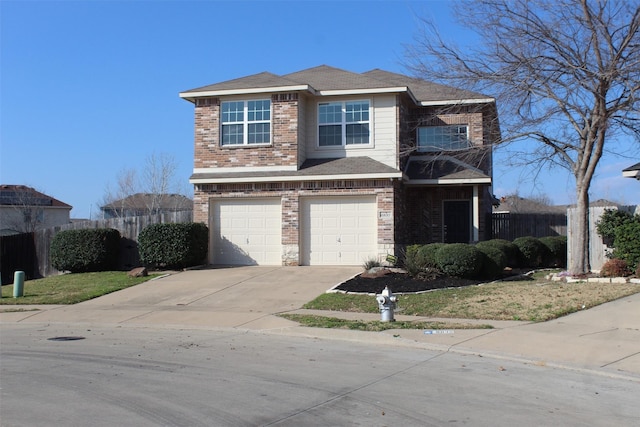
(301, 196, 377, 265)
(210, 198, 282, 265)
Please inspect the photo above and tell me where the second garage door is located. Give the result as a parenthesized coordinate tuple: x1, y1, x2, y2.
(300, 196, 377, 265)
(210, 198, 282, 265)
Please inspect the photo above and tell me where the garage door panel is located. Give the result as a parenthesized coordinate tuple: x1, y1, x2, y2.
(301, 196, 377, 266)
(211, 198, 281, 265)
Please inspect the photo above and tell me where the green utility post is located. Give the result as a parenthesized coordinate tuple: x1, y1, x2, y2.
(13, 271, 25, 298)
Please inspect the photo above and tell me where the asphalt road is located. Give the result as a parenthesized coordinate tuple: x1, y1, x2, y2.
(1, 323, 638, 427)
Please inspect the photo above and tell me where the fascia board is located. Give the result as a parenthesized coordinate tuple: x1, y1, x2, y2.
(623, 170, 640, 179)
(190, 172, 403, 185)
(180, 85, 313, 99)
(403, 178, 492, 185)
(419, 97, 495, 106)
(317, 87, 408, 96)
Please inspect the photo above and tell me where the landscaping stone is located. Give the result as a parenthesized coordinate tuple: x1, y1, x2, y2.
(128, 267, 148, 278)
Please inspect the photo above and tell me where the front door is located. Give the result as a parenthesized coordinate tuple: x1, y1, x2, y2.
(443, 200, 471, 243)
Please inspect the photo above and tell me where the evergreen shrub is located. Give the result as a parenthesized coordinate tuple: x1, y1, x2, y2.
(434, 243, 483, 278)
(513, 236, 549, 268)
(475, 241, 507, 279)
(50, 228, 121, 273)
(539, 236, 568, 268)
(138, 222, 208, 269)
(611, 222, 640, 271)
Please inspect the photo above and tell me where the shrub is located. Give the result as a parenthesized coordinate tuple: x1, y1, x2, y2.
(403, 243, 445, 277)
(138, 223, 208, 269)
(415, 243, 446, 269)
(539, 236, 568, 268)
(611, 222, 640, 271)
(434, 243, 483, 278)
(475, 242, 507, 279)
(477, 239, 520, 267)
(600, 258, 632, 277)
(596, 208, 634, 246)
(50, 228, 120, 273)
(513, 236, 549, 268)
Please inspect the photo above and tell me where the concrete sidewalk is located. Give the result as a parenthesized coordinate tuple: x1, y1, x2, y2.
(2, 266, 639, 379)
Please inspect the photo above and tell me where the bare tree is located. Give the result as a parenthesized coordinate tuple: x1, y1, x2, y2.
(406, 0, 640, 274)
(99, 152, 190, 218)
(2, 186, 47, 233)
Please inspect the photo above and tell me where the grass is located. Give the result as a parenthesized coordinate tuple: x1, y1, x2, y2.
(280, 313, 493, 331)
(0, 271, 160, 305)
(303, 271, 640, 323)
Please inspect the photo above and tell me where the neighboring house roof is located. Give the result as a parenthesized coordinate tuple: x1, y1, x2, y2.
(0, 185, 72, 209)
(190, 157, 402, 184)
(101, 193, 193, 211)
(623, 162, 640, 180)
(180, 65, 494, 105)
(494, 196, 566, 213)
(403, 156, 491, 185)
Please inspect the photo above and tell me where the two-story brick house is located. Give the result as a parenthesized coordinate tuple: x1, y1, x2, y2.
(180, 65, 500, 266)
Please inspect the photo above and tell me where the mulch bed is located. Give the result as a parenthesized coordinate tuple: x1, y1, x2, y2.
(333, 269, 483, 294)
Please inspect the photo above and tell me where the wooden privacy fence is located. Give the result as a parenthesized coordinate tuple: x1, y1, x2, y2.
(1, 211, 193, 283)
(490, 213, 567, 240)
(567, 205, 639, 272)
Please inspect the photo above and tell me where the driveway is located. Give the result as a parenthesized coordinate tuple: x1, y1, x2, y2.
(2, 266, 361, 329)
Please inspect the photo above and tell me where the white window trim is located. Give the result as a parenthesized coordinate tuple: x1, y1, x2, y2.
(221, 99, 272, 147)
(317, 99, 372, 148)
(417, 124, 469, 152)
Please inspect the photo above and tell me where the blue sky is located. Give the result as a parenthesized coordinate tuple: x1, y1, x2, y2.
(2, 0, 638, 219)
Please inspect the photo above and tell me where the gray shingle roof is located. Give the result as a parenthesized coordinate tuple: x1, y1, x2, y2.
(362, 69, 489, 103)
(181, 65, 493, 104)
(404, 158, 490, 182)
(190, 157, 400, 182)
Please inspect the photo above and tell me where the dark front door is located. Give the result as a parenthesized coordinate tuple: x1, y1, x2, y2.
(443, 200, 471, 243)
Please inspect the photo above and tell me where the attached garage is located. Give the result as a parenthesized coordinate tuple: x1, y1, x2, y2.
(210, 198, 282, 265)
(300, 196, 377, 265)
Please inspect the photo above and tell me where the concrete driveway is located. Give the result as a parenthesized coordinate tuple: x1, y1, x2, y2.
(2, 266, 361, 329)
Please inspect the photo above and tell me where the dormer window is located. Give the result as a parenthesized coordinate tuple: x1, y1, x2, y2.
(318, 100, 370, 147)
(221, 100, 271, 146)
(417, 125, 469, 152)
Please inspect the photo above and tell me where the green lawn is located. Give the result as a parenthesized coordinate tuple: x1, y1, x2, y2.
(0, 271, 160, 305)
(303, 272, 640, 322)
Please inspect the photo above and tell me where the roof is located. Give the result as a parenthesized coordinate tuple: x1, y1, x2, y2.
(0, 185, 72, 209)
(623, 162, 640, 179)
(180, 65, 493, 105)
(403, 156, 491, 185)
(101, 193, 193, 210)
(189, 157, 402, 184)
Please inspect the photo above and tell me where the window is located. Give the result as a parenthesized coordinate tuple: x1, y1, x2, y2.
(417, 125, 469, 152)
(221, 100, 271, 146)
(318, 100, 370, 147)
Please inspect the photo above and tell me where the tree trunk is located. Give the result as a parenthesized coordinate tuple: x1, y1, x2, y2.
(570, 184, 591, 275)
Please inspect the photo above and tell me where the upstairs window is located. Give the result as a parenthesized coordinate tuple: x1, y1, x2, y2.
(221, 100, 271, 146)
(318, 100, 370, 147)
(417, 125, 469, 152)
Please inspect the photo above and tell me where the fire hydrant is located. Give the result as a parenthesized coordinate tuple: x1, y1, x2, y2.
(376, 286, 397, 322)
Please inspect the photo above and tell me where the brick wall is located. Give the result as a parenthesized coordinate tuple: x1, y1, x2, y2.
(192, 95, 300, 170)
(193, 179, 396, 265)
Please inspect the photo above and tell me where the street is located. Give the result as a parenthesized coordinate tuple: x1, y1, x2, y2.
(1, 323, 638, 426)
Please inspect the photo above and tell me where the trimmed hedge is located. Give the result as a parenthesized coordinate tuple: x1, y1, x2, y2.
(513, 236, 549, 267)
(138, 222, 208, 269)
(539, 236, 567, 268)
(50, 228, 121, 273)
(476, 239, 519, 267)
(434, 243, 483, 278)
(475, 242, 507, 279)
